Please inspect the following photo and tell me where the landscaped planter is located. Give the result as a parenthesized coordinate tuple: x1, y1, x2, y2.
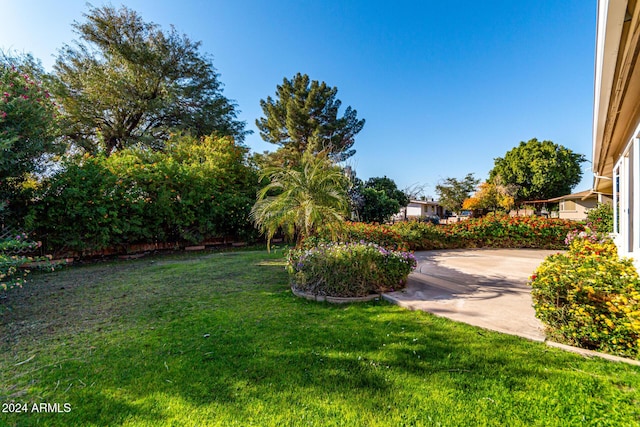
(286, 242, 417, 299)
(291, 286, 381, 303)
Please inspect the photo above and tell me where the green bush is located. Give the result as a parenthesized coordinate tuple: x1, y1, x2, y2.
(27, 134, 259, 252)
(530, 238, 640, 359)
(390, 220, 449, 250)
(586, 202, 614, 233)
(287, 242, 417, 297)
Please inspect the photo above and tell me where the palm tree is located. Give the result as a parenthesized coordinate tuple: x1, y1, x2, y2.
(251, 152, 349, 250)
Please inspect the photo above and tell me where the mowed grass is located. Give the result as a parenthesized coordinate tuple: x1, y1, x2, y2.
(1, 249, 639, 426)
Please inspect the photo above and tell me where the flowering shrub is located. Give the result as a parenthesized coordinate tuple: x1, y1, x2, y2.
(530, 237, 640, 359)
(0, 234, 40, 291)
(389, 221, 448, 250)
(0, 232, 35, 253)
(1, 57, 62, 227)
(0, 60, 60, 174)
(287, 242, 417, 297)
(564, 226, 609, 246)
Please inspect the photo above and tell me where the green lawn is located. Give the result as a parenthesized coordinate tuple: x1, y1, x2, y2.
(1, 249, 639, 426)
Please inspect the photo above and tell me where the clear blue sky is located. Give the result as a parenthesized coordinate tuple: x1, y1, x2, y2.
(1, 0, 597, 196)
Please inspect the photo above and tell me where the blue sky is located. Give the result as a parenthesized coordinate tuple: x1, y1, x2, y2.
(1, 0, 597, 197)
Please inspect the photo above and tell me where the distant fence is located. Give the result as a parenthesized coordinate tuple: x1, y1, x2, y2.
(0, 226, 40, 255)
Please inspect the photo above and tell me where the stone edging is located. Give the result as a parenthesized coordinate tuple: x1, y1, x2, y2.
(291, 287, 381, 304)
(545, 341, 640, 366)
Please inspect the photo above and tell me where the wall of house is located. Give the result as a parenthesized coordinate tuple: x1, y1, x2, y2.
(406, 203, 442, 218)
(406, 205, 424, 218)
(558, 199, 598, 220)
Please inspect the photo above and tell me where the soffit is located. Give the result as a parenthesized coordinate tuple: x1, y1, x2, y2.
(595, 0, 640, 191)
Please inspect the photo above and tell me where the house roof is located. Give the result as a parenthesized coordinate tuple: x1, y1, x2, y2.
(545, 190, 598, 203)
(593, 0, 640, 194)
(408, 199, 440, 206)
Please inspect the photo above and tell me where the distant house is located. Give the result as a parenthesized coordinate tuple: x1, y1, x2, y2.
(393, 199, 444, 222)
(592, 0, 640, 263)
(545, 190, 611, 221)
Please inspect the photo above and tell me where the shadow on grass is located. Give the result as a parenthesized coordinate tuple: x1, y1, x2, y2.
(1, 252, 640, 426)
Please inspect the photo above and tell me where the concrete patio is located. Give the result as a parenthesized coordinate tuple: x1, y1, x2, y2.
(383, 248, 559, 341)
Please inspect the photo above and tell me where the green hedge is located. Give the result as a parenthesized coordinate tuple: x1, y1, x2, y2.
(27, 134, 259, 252)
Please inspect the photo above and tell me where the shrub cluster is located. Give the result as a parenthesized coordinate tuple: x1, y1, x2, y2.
(287, 242, 417, 297)
(530, 238, 640, 359)
(27, 134, 259, 253)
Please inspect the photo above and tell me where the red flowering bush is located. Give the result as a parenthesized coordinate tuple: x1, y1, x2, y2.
(316, 216, 580, 251)
(315, 221, 407, 251)
(0, 62, 60, 177)
(389, 215, 580, 250)
(441, 215, 580, 249)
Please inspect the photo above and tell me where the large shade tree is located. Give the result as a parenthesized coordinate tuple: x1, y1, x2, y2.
(256, 73, 365, 165)
(52, 5, 246, 156)
(358, 176, 410, 223)
(489, 138, 586, 203)
(250, 152, 349, 249)
(435, 173, 479, 215)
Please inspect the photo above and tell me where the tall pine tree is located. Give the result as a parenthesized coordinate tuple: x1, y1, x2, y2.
(256, 73, 364, 165)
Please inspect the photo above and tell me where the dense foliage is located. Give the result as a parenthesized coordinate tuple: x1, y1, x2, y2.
(52, 4, 245, 156)
(27, 134, 258, 252)
(489, 138, 586, 203)
(530, 237, 640, 359)
(330, 221, 407, 251)
(256, 73, 365, 165)
(359, 176, 409, 223)
(287, 242, 416, 297)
